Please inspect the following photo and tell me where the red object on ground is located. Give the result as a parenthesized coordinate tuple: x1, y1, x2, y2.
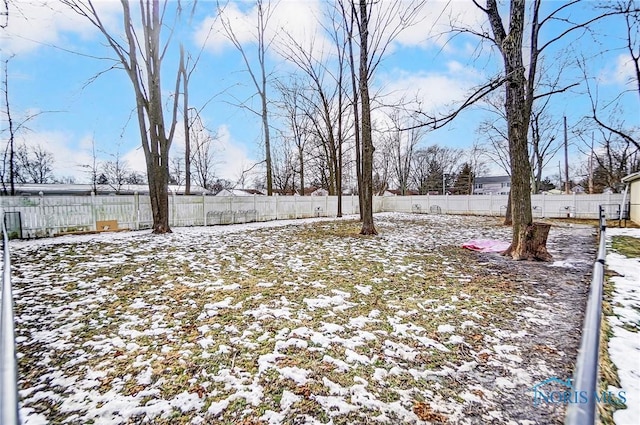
(462, 239, 511, 253)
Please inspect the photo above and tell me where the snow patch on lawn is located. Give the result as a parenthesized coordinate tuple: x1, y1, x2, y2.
(606, 228, 640, 425)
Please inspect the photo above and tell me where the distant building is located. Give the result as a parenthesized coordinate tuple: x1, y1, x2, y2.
(571, 184, 585, 194)
(309, 188, 329, 196)
(272, 187, 332, 196)
(215, 188, 264, 196)
(622, 172, 640, 225)
(4, 183, 209, 196)
(473, 176, 511, 195)
(383, 189, 420, 196)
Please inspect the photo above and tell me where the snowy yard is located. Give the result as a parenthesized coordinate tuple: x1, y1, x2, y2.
(10, 213, 596, 424)
(605, 228, 640, 425)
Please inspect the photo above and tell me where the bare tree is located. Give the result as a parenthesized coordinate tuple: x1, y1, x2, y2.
(1, 0, 8, 29)
(101, 148, 131, 194)
(277, 4, 351, 216)
(271, 134, 297, 194)
(275, 77, 313, 195)
(580, 2, 639, 152)
(179, 46, 192, 195)
(529, 102, 562, 194)
(410, 145, 462, 194)
(15, 144, 55, 184)
(217, 0, 275, 195)
(62, 0, 186, 233)
(2, 57, 16, 194)
(384, 108, 425, 195)
(169, 156, 185, 186)
(2, 57, 54, 194)
(79, 135, 100, 193)
(477, 89, 562, 194)
(189, 113, 219, 190)
(351, 0, 425, 234)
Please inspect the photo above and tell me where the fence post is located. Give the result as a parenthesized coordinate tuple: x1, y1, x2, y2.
(91, 191, 97, 231)
(171, 191, 177, 227)
(542, 192, 546, 218)
(294, 194, 298, 219)
(134, 192, 140, 230)
(202, 192, 206, 226)
(253, 194, 257, 221)
(39, 192, 46, 237)
(489, 193, 493, 215)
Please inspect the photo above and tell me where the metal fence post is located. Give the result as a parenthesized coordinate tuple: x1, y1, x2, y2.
(1, 220, 20, 425)
(565, 205, 607, 425)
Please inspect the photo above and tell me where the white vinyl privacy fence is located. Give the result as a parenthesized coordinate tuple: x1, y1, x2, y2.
(0, 192, 625, 238)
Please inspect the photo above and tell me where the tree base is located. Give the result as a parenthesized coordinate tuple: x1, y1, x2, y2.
(152, 224, 173, 234)
(359, 223, 378, 235)
(502, 222, 552, 261)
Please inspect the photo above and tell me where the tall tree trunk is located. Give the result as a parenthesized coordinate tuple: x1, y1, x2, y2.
(62, 0, 179, 234)
(486, 0, 549, 260)
(504, 191, 512, 225)
(298, 145, 305, 196)
(262, 84, 273, 195)
(358, 0, 377, 235)
(344, 4, 363, 220)
(3, 59, 15, 195)
(258, 1, 273, 196)
(180, 45, 191, 195)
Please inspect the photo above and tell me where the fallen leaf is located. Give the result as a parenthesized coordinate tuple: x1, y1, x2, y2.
(413, 401, 448, 423)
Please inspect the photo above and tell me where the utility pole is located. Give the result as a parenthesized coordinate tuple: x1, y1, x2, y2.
(564, 116, 570, 194)
(558, 161, 562, 189)
(588, 132, 594, 194)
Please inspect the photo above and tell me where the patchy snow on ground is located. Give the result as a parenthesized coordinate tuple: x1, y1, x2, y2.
(606, 228, 640, 425)
(5, 213, 596, 424)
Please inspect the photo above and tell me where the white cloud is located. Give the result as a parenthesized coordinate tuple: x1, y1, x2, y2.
(377, 66, 483, 114)
(373, 0, 487, 51)
(599, 53, 637, 87)
(122, 145, 147, 177)
(214, 124, 259, 182)
(122, 123, 257, 184)
(195, 0, 329, 59)
(1, 1, 121, 56)
(15, 130, 93, 182)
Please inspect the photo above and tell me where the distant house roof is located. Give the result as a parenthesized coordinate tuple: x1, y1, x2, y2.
(272, 187, 327, 196)
(385, 189, 419, 196)
(215, 188, 264, 196)
(622, 172, 640, 183)
(474, 176, 510, 184)
(5, 183, 209, 196)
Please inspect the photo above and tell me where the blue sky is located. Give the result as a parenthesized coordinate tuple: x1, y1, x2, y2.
(0, 0, 637, 186)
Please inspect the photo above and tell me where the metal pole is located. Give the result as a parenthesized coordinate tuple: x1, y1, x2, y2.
(565, 206, 607, 425)
(564, 116, 570, 194)
(0, 219, 20, 425)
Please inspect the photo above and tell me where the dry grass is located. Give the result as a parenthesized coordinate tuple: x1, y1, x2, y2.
(10, 215, 584, 424)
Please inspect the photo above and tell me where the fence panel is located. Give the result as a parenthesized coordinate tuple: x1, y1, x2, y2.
(0, 192, 626, 237)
